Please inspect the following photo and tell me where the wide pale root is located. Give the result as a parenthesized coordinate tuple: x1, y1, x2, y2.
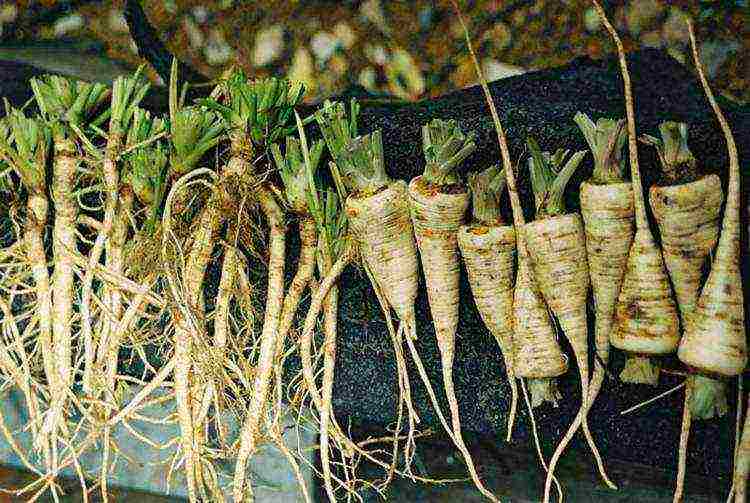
(408, 176, 469, 360)
(612, 228, 680, 355)
(512, 259, 568, 379)
(649, 175, 722, 320)
(524, 214, 590, 385)
(678, 233, 747, 377)
(457, 224, 516, 370)
(347, 180, 419, 325)
(580, 181, 634, 397)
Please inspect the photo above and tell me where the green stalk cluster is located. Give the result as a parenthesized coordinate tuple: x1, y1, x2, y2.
(204, 69, 305, 153)
(641, 121, 698, 185)
(467, 164, 506, 225)
(422, 118, 476, 186)
(573, 112, 627, 185)
(106, 67, 151, 142)
(30, 75, 109, 138)
(337, 130, 390, 197)
(315, 99, 360, 163)
(0, 109, 50, 192)
(527, 137, 586, 218)
(169, 107, 223, 177)
(271, 136, 325, 214)
(315, 99, 361, 200)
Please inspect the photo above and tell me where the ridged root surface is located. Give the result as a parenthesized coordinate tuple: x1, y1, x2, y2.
(347, 181, 419, 326)
(524, 214, 590, 384)
(612, 228, 680, 357)
(458, 223, 518, 438)
(512, 258, 568, 380)
(408, 176, 468, 365)
(457, 224, 516, 374)
(649, 175, 722, 321)
(580, 181, 634, 399)
(677, 231, 747, 377)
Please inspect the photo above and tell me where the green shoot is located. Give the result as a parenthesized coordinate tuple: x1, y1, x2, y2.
(468, 164, 506, 226)
(640, 121, 697, 185)
(271, 136, 325, 214)
(526, 137, 586, 218)
(124, 108, 169, 203)
(202, 69, 305, 154)
(164, 57, 224, 177)
(0, 109, 50, 192)
(315, 99, 360, 166)
(337, 131, 389, 197)
(125, 108, 167, 153)
(169, 107, 224, 177)
(573, 112, 627, 184)
(126, 142, 168, 206)
(422, 118, 476, 186)
(30, 75, 109, 139)
(107, 66, 151, 139)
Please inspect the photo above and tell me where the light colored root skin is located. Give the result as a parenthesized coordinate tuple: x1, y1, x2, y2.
(580, 181, 634, 405)
(233, 188, 287, 503)
(458, 223, 517, 440)
(612, 228, 680, 357)
(408, 176, 468, 359)
(276, 217, 317, 342)
(298, 245, 354, 414)
(348, 182, 422, 464)
(680, 19, 746, 380)
(173, 323, 198, 503)
(347, 181, 419, 324)
(674, 387, 691, 503)
(524, 214, 615, 496)
(49, 139, 79, 471)
(527, 378, 561, 408)
(320, 284, 339, 502)
(409, 177, 498, 502)
(25, 192, 56, 404)
(649, 175, 722, 320)
(512, 258, 568, 379)
(620, 355, 661, 386)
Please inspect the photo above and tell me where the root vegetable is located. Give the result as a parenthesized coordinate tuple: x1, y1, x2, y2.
(575, 112, 634, 415)
(232, 188, 287, 503)
(522, 138, 615, 499)
(233, 132, 322, 501)
(0, 110, 53, 467)
(591, 0, 680, 386)
(457, 165, 518, 440)
(447, 8, 572, 499)
(316, 104, 423, 471)
(30, 75, 109, 476)
(680, 21, 746, 503)
(409, 118, 498, 502)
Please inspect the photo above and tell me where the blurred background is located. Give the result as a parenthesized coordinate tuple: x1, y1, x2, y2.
(0, 1, 747, 103)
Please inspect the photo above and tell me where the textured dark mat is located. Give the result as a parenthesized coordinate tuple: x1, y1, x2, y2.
(1, 47, 748, 485)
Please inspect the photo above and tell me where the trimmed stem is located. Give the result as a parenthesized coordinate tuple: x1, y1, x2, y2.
(527, 378, 561, 408)
(621, 355, 661, 386)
